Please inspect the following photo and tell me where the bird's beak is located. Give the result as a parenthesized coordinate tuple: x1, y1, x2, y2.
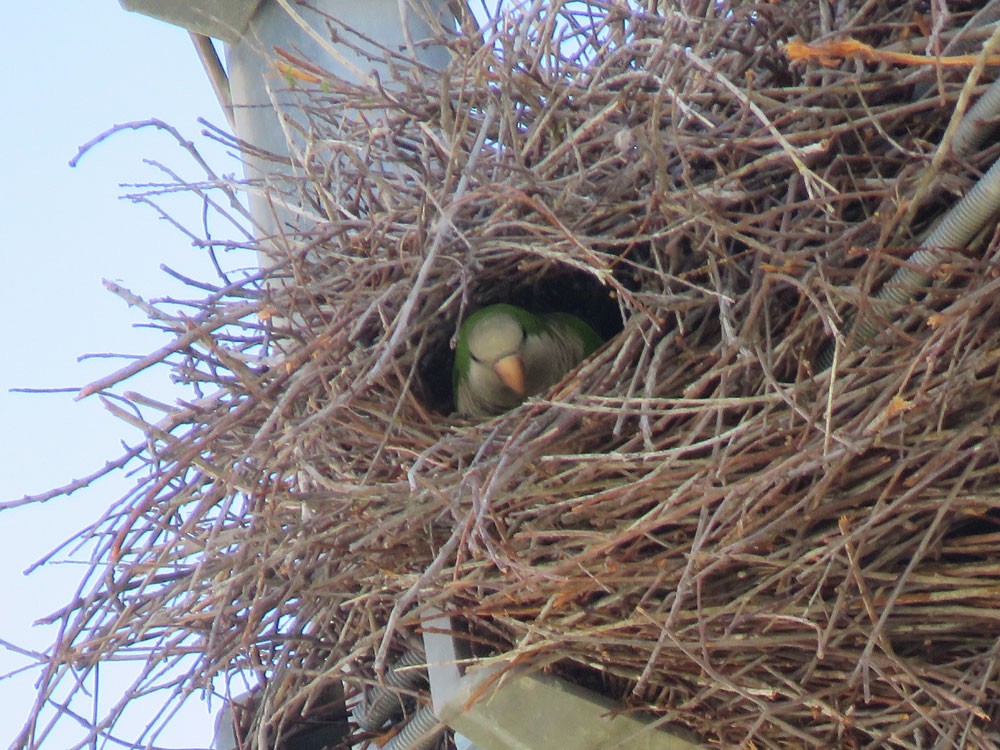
(494, 355, 526, 396)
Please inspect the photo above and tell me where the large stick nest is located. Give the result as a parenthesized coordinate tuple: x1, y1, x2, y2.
(11, 1, 1000, 748)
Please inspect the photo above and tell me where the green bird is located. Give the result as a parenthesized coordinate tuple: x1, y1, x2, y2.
(452, 303, 603, 417)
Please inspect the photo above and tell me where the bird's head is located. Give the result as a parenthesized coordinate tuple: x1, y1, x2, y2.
(453, 302, 600, 417)
(461, 306, 528, 396)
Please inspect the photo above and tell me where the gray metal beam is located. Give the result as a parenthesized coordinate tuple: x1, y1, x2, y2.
(119, 0, 263, 42)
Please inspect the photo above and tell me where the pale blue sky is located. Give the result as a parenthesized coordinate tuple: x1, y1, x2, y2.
(2, 4, 240, 747)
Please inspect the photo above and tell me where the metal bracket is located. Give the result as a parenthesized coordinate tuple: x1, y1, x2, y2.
(421, 610, 703, 750)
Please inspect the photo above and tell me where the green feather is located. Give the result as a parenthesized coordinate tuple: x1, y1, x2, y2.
(541, 312, 603, 355)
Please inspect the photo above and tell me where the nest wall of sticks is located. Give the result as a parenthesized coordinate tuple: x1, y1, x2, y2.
(11, 1, 1000, 749)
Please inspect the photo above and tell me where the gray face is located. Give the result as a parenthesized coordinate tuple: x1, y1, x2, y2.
(458, 312, 530, 415)
(467, 313, 525, 364)
(457, 310, 589, 417)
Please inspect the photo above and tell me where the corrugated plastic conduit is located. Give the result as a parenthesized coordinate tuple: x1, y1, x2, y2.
(815, 71, 1000, 371)
(351, 647, 446, 750)
(354, 648, 428, 731)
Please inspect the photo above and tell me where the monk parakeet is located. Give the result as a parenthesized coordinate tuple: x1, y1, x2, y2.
(453, 303, 603, 417)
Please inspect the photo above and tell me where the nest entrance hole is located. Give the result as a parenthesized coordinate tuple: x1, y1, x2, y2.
(418, 265, 624, 413)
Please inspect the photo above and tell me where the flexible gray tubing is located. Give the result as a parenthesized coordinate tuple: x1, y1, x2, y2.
(815, 74, 1000, 370)
(354, 648, 428, 732)
(379, 704, 444, 750)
